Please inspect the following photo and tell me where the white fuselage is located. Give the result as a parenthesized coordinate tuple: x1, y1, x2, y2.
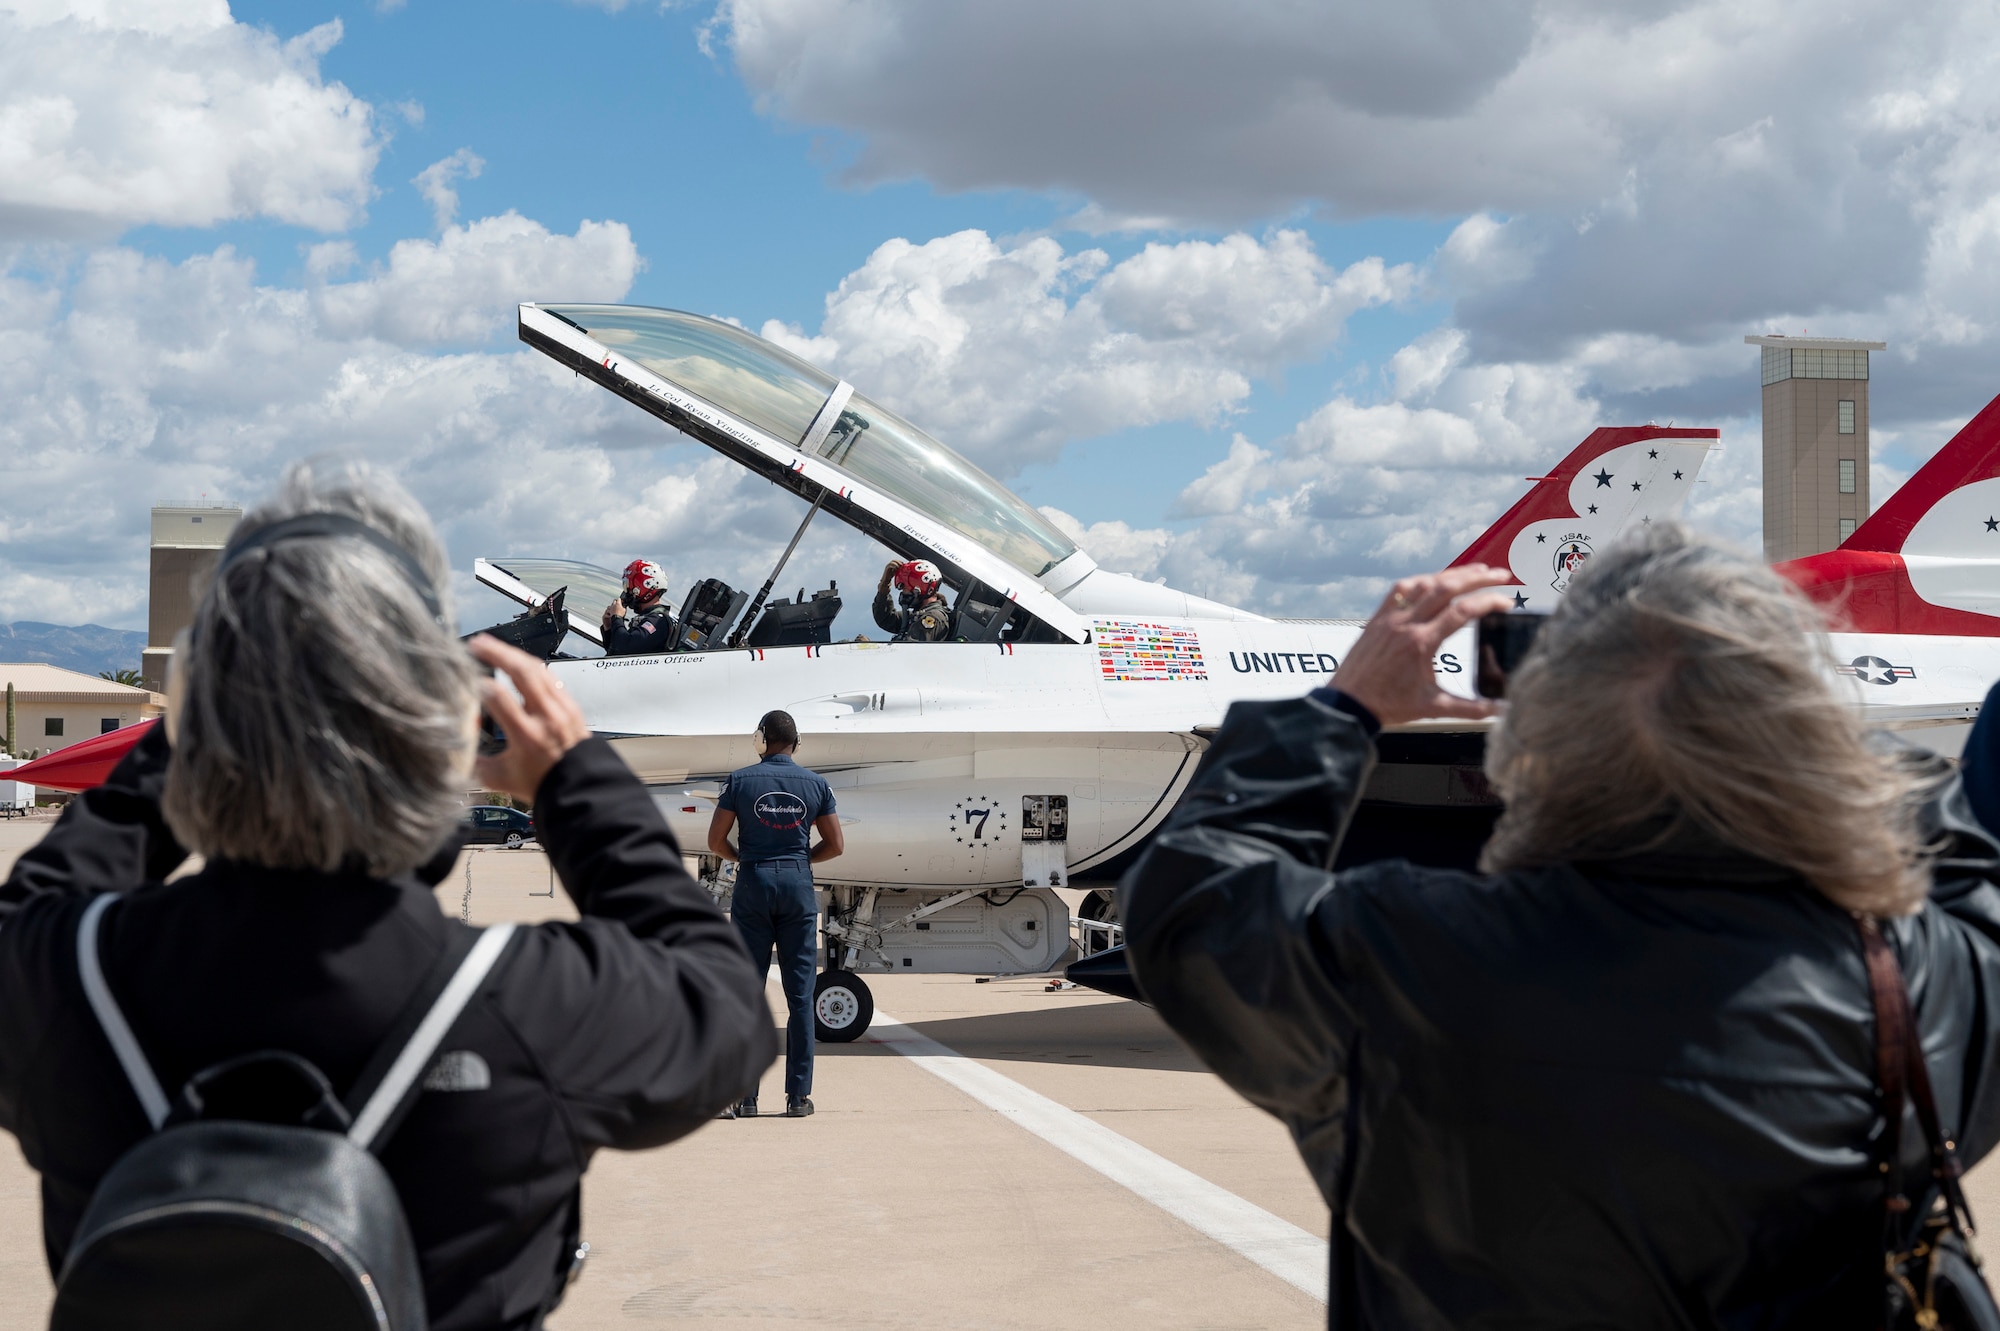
(557, 616, 1990, 891)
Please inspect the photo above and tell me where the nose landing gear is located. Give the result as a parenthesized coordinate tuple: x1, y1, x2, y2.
(813, 969, 873, 1042)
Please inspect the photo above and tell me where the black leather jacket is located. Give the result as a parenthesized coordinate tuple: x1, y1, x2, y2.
(1121, 691, 2000, 1329)
(0, 725, 773, 1330)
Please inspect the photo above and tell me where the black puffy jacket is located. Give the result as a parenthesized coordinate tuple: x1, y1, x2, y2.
(1120, 691, 2000, 1329)
(0, 724, 774, 1330)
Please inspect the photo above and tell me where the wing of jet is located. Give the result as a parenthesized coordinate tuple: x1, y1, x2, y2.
(1779, 391, 2000, 633)
(1449, 426, 1720, 608)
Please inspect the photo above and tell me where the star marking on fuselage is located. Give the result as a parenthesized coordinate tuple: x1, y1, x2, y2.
(1673, 470, 1683, 480)
(1987, 516, 1998, 532)
(1535, 534, 1547, 543)
(1587, 504, 1598, 514)
(1648, 449, 1658, 458)
(1512, 591, 1529, 608)
(1631, 481, 1642, 491)
(1593, 469, 1614, 487)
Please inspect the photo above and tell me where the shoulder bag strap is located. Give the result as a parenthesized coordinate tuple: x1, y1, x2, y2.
(1858, 915, 1977, 1233)
(76, 893, 171, 1130)
(344, 923, 519, 1153)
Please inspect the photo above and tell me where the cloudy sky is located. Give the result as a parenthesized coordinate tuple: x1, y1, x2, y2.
(3, 0, 1994, 635)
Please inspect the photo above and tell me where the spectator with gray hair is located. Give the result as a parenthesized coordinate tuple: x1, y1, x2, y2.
(0, 457, 773, 1329)
(1122, 524, 2000, 1326)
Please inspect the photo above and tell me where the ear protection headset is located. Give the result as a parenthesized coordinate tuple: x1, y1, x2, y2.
(167, 512, 448, 744)
(753, 727, 768, 757)
(217, 512, 446, 627)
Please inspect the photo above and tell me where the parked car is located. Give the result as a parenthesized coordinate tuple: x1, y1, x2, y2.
(462, 804, 535, 848)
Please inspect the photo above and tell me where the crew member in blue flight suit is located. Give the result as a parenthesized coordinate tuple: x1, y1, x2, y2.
(707, 710, 843, 1117)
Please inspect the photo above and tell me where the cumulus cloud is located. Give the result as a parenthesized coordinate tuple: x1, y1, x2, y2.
(758, 227, 1411, 473)
(0, 2, 379, 239)
(1024, 325, 1736, 617)
(711, 0, 2000, 435)
(310, 212, 641, 344)
(0, 212, 777, 630)
(412, 148, 484, 230)
(713, 0, 1546, 219)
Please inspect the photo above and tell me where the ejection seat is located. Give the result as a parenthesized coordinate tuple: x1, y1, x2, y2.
(950, 580, 1020, 643)
(745, 583, 842, 647)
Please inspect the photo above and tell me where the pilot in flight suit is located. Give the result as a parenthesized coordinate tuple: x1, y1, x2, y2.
(708, 710, 842, 1117)
(872, 559, 951, 642)
(603, 558, 680, 655)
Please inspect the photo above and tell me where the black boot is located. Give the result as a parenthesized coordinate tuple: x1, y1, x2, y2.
(784, 1096, 814, 1117)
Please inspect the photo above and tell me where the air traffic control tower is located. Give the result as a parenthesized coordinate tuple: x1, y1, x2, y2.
(141, 502, 241, 693)
(1746, 334, 1887, 561)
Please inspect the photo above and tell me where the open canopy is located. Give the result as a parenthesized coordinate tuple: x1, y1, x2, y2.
(519, 303, 1093, 643)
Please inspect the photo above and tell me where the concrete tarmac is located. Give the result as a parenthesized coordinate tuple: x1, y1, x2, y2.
(3, 817, 2000, 1327)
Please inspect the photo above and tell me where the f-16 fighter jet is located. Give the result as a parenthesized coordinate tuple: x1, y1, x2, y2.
(482, 304, 1747, 1036)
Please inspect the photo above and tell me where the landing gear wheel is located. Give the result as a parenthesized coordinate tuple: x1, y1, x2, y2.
(505, 832, 524, 849)
(813, 970, 873, 1043)
(1079, 888, 1118, 922)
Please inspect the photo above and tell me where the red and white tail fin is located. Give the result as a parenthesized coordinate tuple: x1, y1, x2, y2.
(1450, 426, 1719, 611)
(1779, 391, 2000, 634)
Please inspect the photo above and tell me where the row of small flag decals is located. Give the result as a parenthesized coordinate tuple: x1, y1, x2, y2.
(1095, 619, 1208, 682)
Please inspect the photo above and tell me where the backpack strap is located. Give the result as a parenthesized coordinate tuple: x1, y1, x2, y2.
(76, 891, 518, 1149)
(345, 922, 518, 1152)
(1858, 915, 1978, 1232)
(76, 893, 171, 1130)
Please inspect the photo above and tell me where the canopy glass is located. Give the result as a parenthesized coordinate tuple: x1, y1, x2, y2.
(543, 304, 1078, 580)
(816, 392, 1075, 577)
(548, 305, 837, 447)
(484, 557, 623, 614)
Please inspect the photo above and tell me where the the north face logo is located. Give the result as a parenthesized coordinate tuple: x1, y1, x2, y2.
(422, 1050, 491, 1093)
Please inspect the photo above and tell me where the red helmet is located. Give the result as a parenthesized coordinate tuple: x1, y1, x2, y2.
(623, 559, 668, 601)
(893, 560, 942, 599)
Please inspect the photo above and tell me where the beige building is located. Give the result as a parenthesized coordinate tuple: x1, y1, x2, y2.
(1747, 334, 1886, 562)
(0, 664, 163, 758)
(142, 502, 241, 692)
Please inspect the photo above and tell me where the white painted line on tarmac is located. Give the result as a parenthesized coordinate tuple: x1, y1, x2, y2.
(868, 1014, 1328, 1302)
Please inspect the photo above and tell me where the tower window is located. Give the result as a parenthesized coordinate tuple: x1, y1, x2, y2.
(1840, 518, 1857, 541)
(1838, 400, 1856, 434)
(1839, 459, 1857, 494)
(44, 718, 62, 737)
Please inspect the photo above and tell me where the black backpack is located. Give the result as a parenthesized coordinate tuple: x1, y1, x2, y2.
(50, 893, 518, 1331)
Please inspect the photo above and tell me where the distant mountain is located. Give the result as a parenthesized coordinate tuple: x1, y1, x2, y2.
(0, 623, 147, 679)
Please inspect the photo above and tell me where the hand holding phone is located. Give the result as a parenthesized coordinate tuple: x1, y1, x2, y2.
(1329, 566, 1514, 725)
(1475, 611, 1549, 699)
(467, 635, 592, 801)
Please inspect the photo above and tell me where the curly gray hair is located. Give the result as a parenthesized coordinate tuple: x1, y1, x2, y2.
(161, 457, 478, 877)
(1480, 523, 1928, 917)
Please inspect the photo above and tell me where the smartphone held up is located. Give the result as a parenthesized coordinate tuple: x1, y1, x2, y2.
(1476, 612, 1549, 699)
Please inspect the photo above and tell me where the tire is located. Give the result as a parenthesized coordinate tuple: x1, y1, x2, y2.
(1078, 888, 1118, 923)
(813, 970, 874, 1043)
(505, 832, 524, 849)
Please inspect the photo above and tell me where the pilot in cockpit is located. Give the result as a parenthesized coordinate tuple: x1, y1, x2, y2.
(873, 559, 951, 642)
(602, 559, 681, 654)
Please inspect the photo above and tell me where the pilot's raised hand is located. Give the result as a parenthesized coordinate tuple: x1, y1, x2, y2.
(601, 600, 625, 630)
(878, 560, 901, 587)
